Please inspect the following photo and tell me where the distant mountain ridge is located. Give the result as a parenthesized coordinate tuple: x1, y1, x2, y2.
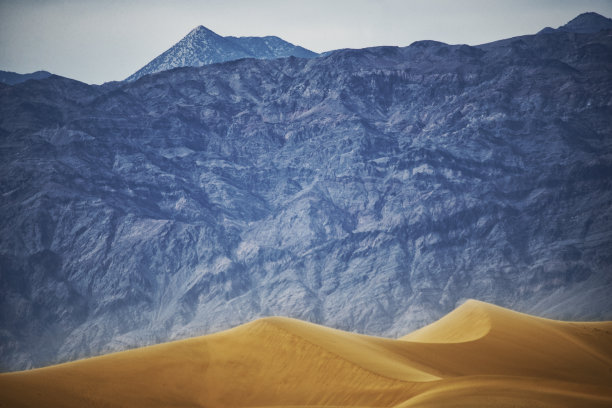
(538, 11, 612, 34)
(125, 25, 318, 82)
(0, 70, 52, 85)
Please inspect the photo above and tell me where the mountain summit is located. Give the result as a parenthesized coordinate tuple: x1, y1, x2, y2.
(125, 26, 318, 81)
(562, 12, 612, 33)
(539, 12, 612, 34)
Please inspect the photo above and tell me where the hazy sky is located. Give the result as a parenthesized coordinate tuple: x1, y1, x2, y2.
(1, 0, 611, 84)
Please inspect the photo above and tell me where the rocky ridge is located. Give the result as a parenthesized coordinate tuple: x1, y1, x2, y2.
(0, 70, 52, 86)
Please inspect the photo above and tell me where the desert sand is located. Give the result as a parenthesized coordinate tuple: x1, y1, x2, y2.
(1, 299, 611, 407)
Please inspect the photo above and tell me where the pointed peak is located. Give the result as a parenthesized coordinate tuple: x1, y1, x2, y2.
(187, 25, 220, 37)
(567, 11, 609, 23)
(559, 12, 612, 34)
(125, 25, 317, 82)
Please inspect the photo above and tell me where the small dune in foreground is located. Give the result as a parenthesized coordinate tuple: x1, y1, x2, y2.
(1, 299, 611, 407)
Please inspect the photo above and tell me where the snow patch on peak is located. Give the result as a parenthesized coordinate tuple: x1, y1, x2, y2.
(125, 26, 317, 82)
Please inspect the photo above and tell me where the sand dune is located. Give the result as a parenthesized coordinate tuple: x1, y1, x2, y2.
(1, 300, 611, 407)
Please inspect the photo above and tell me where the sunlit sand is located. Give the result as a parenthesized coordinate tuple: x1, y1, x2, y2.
(1, 299, 611, 407)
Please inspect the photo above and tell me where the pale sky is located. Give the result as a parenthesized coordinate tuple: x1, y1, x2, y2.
(1, 0, 611, 84)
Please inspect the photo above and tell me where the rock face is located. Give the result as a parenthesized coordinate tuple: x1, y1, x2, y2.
(0, 70, 52, 86)
(125, 25, 318, 82)
(1, 16, 612, 371)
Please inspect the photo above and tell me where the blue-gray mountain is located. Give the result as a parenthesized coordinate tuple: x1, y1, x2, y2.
(538, 11, 612, 34)
(0, 70, 52, 86)
(125, 25, 318, 82)
(1, 13, 612, 371)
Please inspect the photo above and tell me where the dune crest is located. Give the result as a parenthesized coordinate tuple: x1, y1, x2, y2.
(401, 299, 492, 343)
(1, 300, 611, 407)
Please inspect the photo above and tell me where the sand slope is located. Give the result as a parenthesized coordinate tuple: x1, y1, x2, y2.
(1, 300, 611, 407)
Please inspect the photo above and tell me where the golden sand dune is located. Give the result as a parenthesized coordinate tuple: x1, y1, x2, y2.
(1, 300, 611, 407)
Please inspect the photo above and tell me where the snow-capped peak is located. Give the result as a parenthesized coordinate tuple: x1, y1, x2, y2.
(125, 26, 317, 82)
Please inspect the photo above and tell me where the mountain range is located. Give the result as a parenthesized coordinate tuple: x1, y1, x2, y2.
(125, 25, 318, 82)
(0, 12, 611, 372)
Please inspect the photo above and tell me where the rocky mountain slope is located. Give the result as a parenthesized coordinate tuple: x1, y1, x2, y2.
(1, 13, 611, 371)
(125, 25, 317, 82)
